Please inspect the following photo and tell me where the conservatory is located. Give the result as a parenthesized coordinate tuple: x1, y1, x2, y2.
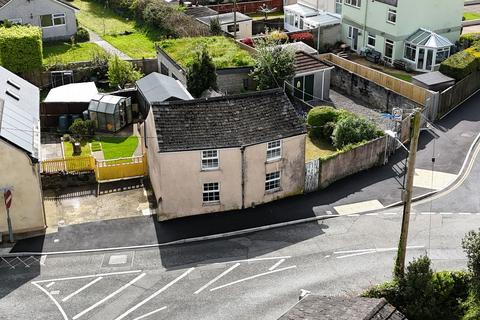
(88, 94, 132, 132)
(403, 28, 454, 72)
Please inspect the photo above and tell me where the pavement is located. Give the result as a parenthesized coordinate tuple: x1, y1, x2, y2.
(3, 91, 479, 254)
(88, 29, 131, 60)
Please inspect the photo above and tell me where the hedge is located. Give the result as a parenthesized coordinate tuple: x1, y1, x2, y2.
(439, 50, 479, 80)
(306, 106, 349, 140)
(0, 25, 43, 73)
(460, 32, 480, 48)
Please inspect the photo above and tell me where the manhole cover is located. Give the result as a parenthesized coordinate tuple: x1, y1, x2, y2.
(102, 251, 134, 268)
(109, 255, 128, 265)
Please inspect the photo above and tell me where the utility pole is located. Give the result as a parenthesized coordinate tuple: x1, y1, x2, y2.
(394, 109, 422, 278)
(233, 0, 237, 39)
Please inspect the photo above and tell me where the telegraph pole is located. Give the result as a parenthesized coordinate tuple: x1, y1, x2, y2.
(233, 0, 237, 39)
(394, 108, 422, 278)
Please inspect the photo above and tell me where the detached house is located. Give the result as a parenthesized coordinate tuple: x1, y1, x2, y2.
(142, 89, 307, 220)
(0, 0, 78, 40)
(0, 66, 45, 236)
(341, 0, 463, 72)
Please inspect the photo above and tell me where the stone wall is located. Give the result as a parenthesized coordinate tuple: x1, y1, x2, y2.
(318, 136, 387, 189)
(217, 67, 256, 93)
(329, 65, 421, 113)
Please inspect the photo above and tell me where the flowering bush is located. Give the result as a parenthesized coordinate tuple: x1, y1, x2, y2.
(289, 32, 314, 47)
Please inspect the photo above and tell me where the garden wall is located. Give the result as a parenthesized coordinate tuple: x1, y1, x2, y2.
(304, 136, 388, 192)
(217, 67, 256, 93)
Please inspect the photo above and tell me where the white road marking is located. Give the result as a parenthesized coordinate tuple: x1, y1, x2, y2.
(73, 273, 146, 320)
(40, 255, 47, 266)
(209, 266, 297, 292)
(33, 270, 142, 284)
(194, 263, 240, 294)
(324, 255, 330, 258)
(115, 268, 195, 320)
(410, 212, 417, 215)
(132, 307, 168, 320)
(32, 282, 68, 320)
(439, 212, 453, 215)
(220, 256, 291, 264)
(420, 212, 436, 215)
(268, 259, 286, 271)
(383, 212, 397, 215)
(334, 246, 425, 259)
(365, 213, 378, 216)
(50, 290, 60, 295)
(347, 214, 360, 217)
(412, 169, 457, 190)
(458, 212, 472, 215)
(62, 277, 103, 302)
(46, 282, 55, 288)
(326, 211, 333, 215)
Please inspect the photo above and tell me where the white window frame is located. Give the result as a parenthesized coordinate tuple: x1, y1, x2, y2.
(347, 25, 353, 39)
(403, 43, 417, 62)
(266, 140, 281, 161)
(203, 182, 220, 203)
(265, 171, 281, 192)
(367, 33, 376, 48)
(335, 0, 343, 14)
(201, 149, 219, 170)
(387, 9, 396, 24)
(384, 39, 394, 64)
(345, 0, 361, 8)
(41, 13, 66, 28)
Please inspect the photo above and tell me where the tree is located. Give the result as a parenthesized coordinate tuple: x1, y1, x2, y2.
(186, 46, 217, 97)
(107, 55, 143, 88)
(69, 119, 95, 141)
(209, 17, 222, 36)
(332, 115, 380, 149)
(463, 229, 480, 297)
(250, 38, 295, 90)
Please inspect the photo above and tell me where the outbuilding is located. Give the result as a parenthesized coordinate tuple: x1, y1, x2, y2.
(88, 94, 132, 132)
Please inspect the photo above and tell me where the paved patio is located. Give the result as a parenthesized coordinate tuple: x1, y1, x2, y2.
(40, 135, 63, 160)
(43, 179, 154, 233)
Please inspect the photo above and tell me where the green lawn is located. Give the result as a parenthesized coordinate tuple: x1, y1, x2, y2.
(103, 31, 159, 58)
(248, 11, 284, 21)
(385, 72, 413, 83)
(63, 141, 91, 158)
(71, 0, 135, 35)
(464, 12, 480, 21)
(43, 42, 106, 65)
(95, 136, 139, 160)
(158, 36, 255, 69)
(63, 136, 138, 160)
(305, 135, 337, 162)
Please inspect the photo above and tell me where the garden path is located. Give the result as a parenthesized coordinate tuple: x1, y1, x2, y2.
(88, 29, 131, 60)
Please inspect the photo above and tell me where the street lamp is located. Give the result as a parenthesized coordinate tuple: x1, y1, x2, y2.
(384, 130, 410, 154)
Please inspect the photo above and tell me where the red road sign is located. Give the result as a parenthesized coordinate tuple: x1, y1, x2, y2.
(4, 190, 12, 209)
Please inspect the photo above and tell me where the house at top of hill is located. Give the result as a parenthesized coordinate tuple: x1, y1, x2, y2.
(0, 0, 78, 41)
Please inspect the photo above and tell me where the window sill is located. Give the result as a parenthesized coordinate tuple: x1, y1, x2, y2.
(203, 201, 220, 206)
(266, 157, 282, 164)
(344, 4, 361, 9)
(265, 188, 281, 195)
(201, 167, 220, 172)
(386, 21, 396, 25)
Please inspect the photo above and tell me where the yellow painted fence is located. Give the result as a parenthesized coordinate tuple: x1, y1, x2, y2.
(41, 154, 148, 182)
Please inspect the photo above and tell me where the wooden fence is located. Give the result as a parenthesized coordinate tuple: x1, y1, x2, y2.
(319, 53, 429, 106)
(41, 156, 95, 174)
(436, 70, 480, 119)
(41, 154, 148, 182)
(95, 154, 148, 182)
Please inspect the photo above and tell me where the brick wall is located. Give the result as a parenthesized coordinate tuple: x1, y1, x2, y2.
(207, 0, 283, 14)
(217, 67, 256, 93)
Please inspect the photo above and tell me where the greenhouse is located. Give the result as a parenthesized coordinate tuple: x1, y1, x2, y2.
(88, 94, 132, 132)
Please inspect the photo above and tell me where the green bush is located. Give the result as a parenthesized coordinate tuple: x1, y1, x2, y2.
(209, 17, 222, 36)
(75, 27, 90, 42)
(0, 25, 43, 72)
(460, 32, 480, 49)
(332, 115, 380, 149)
(187, 46, 217, 97)
(306, 106, 345, 140)
(462, 229, 480, 296)
(439, 51, 478, 80)
(107, 55, 143, 88)
(69, 119, 95, 141)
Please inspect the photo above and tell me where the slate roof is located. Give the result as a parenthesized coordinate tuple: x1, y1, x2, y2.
(136, 73, 193, 104)
(278, 295, 407, 320)
(185, 6, 218, 18)
(152, 89, 306, 152)
(0, 66, 40, 159)
(295, 51, 332, 74)
(0, 0, 79, 10)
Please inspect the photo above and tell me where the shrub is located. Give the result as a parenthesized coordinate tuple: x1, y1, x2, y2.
(439, 50, 479, 80)
(75, 27, 90, 42)
(266, 30, 289, 43)
(69, 119, 95, 141)
(462, 229, 480, 297)
(306, 106, 341, 139)
(186, 46, 217, 97)
(460, 32, 480, 49)
(0, 25, 43, 72)
(289, 32, 314, 47)
(241, 37, 254, 48)
(209, 17, 222, 36)
(332, 115, 380, 149)
(107, 55, 143, 88)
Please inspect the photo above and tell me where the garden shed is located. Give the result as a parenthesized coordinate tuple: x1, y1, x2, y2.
(88, 94, 132, 132)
